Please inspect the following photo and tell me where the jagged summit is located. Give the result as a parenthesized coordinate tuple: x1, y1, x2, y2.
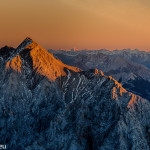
(16, 37, 38, 51)
(5, 37, 81, 81)
(24, 36, 33, 41)
(0, 38, 150, 150)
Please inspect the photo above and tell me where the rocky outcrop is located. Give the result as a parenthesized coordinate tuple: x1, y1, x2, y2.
(0, 38, 150, 150)
(52, 52, 150, 100)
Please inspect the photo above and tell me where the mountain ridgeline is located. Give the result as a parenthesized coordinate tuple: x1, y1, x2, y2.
(0, 38, 150, 150)
(51, 49, 150, 101)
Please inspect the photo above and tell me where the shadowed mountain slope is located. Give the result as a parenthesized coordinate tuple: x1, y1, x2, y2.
(0, 38, 150, 150)
(52, 52, 150, 100)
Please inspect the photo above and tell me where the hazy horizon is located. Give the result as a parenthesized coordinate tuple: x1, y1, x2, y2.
(1, 38, 149, 52)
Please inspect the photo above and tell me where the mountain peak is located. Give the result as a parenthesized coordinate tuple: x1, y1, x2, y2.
(16, 37, 39, 52)
(6, 37, 81, 81)
(21, 36, 34, 46)
(24, 37, 33, 42)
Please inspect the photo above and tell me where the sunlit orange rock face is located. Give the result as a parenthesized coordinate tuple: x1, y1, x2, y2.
(127, 92, 142, 109)
(6, 55, 22, 73)
(6, 37, 81, 81)
(94, 69, 104, 76)
(109, 76, 127, 101)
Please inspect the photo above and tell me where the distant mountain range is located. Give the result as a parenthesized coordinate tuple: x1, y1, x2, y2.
(0, 39, 150, 149)
(50, 49, 150, 100)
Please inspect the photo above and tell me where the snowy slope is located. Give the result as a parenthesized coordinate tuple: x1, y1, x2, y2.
(53, 52, 150, 100)
(0, 38, 150, 150)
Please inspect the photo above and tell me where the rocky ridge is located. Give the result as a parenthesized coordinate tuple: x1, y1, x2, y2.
(0, 38, 150, 150)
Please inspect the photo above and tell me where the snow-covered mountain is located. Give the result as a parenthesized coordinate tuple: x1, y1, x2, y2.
(2, 37, 80, 81)
(0, 38, 150, 150)
(52, 51, 150, 100)
(99, 49, 150, 69)
(49, 48, 150, 69)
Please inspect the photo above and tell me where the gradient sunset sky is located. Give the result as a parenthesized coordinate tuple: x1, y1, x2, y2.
(0, 0, 150, 50)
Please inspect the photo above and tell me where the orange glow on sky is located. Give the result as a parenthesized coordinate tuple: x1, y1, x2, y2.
(0, 0, 150, 50)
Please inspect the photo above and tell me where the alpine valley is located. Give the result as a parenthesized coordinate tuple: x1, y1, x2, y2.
(0, 38, 150, 150)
